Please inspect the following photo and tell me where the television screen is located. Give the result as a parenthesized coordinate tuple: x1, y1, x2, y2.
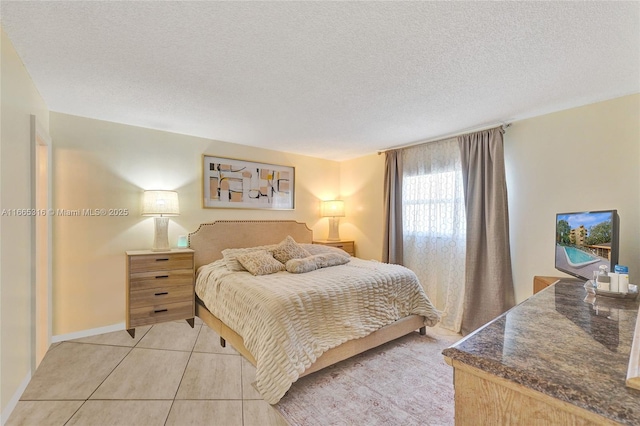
(555, 210, 619, 281)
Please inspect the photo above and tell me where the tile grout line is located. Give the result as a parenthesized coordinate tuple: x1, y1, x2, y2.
(82, 324, 154, 401)
(15, 322, 264, 425)
(164, 322, 204, 426)
(60, 327, 150, 426)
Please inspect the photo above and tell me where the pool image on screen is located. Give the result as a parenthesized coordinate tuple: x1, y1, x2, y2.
(562, 246, 600, 267)
(555, 210, 619, 281)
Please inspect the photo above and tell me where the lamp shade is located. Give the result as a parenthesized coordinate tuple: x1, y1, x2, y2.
(320, 200, 345, 217)
(142, 190, 180, 216)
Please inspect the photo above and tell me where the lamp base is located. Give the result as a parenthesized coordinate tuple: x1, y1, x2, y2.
(327, 217, 341, 241)
(152, 217, 171, 251)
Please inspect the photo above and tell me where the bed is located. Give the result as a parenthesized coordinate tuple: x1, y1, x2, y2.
(188, 220, 440, 404)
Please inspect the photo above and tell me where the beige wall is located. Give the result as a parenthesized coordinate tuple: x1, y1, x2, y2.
(1, 29, 50, 416)
(340, 153, 385, 261)
(49, 112, 341, 335)
(505, 94, 640, 302)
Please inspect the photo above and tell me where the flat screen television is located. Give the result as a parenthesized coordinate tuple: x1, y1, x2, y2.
(555, 210, 619, 281)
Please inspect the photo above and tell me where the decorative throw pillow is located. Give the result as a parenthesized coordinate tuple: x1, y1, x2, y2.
(236, 250, 285, 276)
(270, 236, 311, 264)
(222, 244, 276, 271)
(312, 252, 351, 269)
(286, 252, 350, 274)
(285, 257, 318, 274)
(300, 243, 351, 258)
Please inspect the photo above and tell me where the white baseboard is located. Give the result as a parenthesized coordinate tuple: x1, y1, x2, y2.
(1, 371, 31, 426)
(51, 322, 125, 343)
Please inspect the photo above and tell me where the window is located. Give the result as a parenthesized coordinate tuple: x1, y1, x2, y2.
(403, 171, 465, 237)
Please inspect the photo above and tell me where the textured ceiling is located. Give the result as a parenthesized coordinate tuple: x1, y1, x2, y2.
(2, 1, 639, 161)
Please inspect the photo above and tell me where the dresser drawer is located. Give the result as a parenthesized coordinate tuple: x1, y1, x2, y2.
(129, 285, 193, 309)
(129, 299, 194, 328)
(129, 252, 193, 273)
(129, 269, 193, 291)
(331, 241, 354, 254)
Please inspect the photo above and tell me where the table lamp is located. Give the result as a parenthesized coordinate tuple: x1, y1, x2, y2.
(320, 200, 345, 241)
(142, 190, 180, 251)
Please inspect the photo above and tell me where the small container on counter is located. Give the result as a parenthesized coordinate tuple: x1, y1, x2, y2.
(615, 265, 630, 294)
(610, 272, 620, 292)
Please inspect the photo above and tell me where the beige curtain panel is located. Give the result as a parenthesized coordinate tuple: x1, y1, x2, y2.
(458, 127, 515, 335)
(383, 149, 404, 264)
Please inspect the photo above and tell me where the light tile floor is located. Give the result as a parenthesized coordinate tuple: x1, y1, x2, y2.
(7, 318, 289, 426)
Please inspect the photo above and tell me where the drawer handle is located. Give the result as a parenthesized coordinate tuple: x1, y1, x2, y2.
(154, 292, 168, 296)
(154, 309, 168, 313)
(336, 245, 344, 248)
(155, 275, 169, 279)
(155, 258, 169, 262)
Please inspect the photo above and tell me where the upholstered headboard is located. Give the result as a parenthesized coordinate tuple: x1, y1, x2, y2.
(188, 220, 313, 270)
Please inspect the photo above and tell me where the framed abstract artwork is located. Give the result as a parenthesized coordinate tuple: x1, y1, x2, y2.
(202, 155, 295, 210)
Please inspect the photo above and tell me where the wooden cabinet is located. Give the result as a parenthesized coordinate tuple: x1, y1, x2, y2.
(312, 240, 356, 257)
(448, 363, 612, 425)
(533, 276, 562, 294)
(125, 249, 195, 338)
(444, 278, 634, 425)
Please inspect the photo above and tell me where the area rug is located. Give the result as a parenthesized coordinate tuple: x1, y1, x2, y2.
(275, 327, 461, 426)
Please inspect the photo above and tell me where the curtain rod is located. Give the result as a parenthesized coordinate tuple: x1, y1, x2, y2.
(377, 122, 511, 155)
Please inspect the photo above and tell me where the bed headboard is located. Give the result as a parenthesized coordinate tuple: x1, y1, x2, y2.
(188, 220, 313, 270)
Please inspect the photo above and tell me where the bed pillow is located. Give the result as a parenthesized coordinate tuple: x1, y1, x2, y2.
(236, 250, 285, 276)
(270, 236, 311, 264)
(300, 243, 351, 258)
(286, 252, 350, 274)
(285, 257, 318, 274)
(222, 244, 276, 271)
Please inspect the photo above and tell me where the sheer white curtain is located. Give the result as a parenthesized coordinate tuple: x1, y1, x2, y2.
(401, 138, 466, 332)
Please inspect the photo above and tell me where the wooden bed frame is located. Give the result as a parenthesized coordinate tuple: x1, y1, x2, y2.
(188, 220, 426, 379)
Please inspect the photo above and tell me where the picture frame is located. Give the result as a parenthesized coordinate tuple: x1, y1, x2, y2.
(202, 155, 295, 210)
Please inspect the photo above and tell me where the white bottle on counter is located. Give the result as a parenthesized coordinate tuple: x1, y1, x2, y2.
(619, 273, 630, 294)
(597, 265, 610, 291)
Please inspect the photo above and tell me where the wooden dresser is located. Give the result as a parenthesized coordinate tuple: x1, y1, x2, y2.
(443, 278, 640, 425)
(533, 275, 562, 294)
(125, 248, 195, 338)
(312, 240, 356, 257)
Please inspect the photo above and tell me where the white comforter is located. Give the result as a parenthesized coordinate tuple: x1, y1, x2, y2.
(195, 257, 440, 404)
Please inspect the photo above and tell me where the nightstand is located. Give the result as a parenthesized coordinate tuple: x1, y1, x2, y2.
(533, 276, 562, 294)
(312, 240, 356, 257)
(125, 248, 195, 338)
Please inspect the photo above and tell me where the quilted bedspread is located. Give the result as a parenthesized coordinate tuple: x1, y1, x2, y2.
(195, 257, 441, 404)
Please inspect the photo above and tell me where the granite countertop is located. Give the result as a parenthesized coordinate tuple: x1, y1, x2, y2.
(443, 279, 640, 424)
